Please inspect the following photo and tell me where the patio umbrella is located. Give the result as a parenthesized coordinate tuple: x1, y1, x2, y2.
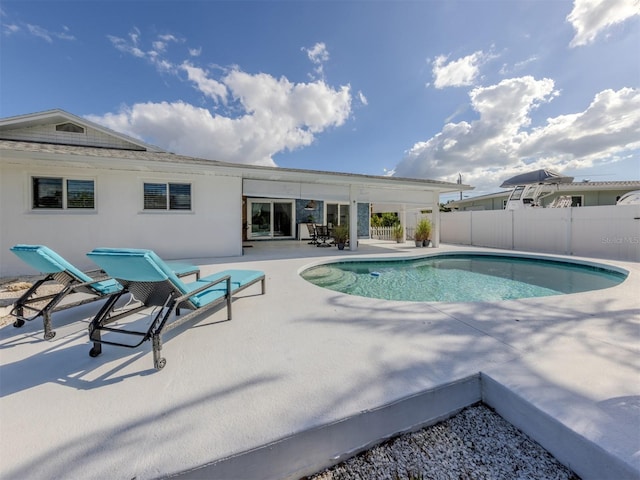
(500, 169, 574, 188)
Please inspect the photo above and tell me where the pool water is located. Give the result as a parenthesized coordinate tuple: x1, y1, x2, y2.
(300, 254, 627, 302)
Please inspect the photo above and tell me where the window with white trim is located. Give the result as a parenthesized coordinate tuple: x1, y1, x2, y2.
(143, 182, 191, 210)
(32, 177, 95, 209)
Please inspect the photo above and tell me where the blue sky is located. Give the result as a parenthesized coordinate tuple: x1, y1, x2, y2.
(1, 0, 638, 201)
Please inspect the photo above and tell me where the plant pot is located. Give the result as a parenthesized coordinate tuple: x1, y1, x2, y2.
(423, 240, 431, 247)
(337, 243, 346, 250)
(415, 240, 423, 247)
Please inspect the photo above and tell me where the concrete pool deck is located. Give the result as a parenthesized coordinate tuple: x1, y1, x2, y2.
(0, 241, 638, 479)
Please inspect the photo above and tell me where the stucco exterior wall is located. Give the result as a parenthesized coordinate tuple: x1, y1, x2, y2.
(0, 163, 243, 276)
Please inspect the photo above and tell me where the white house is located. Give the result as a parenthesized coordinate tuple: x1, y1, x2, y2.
(0, 110, 470, 276)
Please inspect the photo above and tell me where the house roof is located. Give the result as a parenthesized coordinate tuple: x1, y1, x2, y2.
(0, 109, 165, 152)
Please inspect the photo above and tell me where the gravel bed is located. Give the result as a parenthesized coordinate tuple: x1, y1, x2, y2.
(308, 404, 579, 480)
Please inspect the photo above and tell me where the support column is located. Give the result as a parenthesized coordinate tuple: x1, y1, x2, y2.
(349, 185, 358, 251)
(431, 203, 440, 247)
(400, 205, 407, 243)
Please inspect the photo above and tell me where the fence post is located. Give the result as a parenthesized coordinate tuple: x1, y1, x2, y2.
(566, 208, 573, 255)
(511, 209, 515, 250)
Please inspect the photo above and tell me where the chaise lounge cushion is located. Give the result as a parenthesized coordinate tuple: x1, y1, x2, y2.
(10, 245, 121, 295)
(87, 249, 263, 309)
(186, 270, 264, 306)
(196, 270, 265, 290)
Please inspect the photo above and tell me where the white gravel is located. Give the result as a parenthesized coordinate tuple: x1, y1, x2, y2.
(309, 404, 579, 480)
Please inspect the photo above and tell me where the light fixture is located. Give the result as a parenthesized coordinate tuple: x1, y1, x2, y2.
(304, 200, 317, 210)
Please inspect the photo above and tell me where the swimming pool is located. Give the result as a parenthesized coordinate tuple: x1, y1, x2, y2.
(300, 253, 628, 302)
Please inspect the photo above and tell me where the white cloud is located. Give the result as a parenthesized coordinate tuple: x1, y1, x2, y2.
(97, 32, 354, 166)
(499, 55, 539, 75)
(303, 42, 330, 79)
(304, 42, 330, 64)
(393, 77, 639, 193)
(432, 50, 487, 89)
(108, 33, 145, 58)
(88, 70, 352, 166)
(519, 87, 640, 161)
(152, 34, 181, 53)
(2, 23, 20, 35)
(108, 28, 178, 69)
(25, 23, 75, 42)
(181, 62, 228, 104)
(567, 0, 640, 47)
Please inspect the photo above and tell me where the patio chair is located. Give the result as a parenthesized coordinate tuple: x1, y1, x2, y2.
(85, 248, 265, 370)
(305, 223, 318, 245)
(9, 244, 123, 340)
(315, 225, 332, 247)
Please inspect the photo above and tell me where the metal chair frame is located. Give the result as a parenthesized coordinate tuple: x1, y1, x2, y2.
(10, 269, 112, 340)
(88, 273, 266, 370)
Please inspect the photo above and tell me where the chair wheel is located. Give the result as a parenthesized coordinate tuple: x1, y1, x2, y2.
(155, 358, 167, 370)
(13, 319, 25, 328)
(44, 331, 56, 340)
(89, 347, 101, 357)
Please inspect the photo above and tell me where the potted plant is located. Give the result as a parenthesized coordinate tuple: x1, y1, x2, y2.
(392, 223, 404, 243)
(332, 224, 349, 250)
(414, 218, 432, 247)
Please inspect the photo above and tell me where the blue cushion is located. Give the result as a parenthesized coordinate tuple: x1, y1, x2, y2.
(11, 244, 122, 295)
(164, 261, 199, 277)
(87, 249, 263, 309)
(90, 279, 123, 295)
(11, 245, 92, 281)
(89, 248, 198, 281)
(88, 248, 220, 305)
(181, 281, 227, 307)
(87, 248, 187, 291)
(198, 270, 264, 290)
(183, 270, 263, 307)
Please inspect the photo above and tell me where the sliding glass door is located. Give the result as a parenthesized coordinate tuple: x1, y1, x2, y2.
(326, 203, 349, 227)
(250, 201, 272, 238)
(248, 200, 294, 239)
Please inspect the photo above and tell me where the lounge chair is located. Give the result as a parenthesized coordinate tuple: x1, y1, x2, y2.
(9, 245, 123, 340)
(85, 248, 265, 370)
(9, 245, 201, 340)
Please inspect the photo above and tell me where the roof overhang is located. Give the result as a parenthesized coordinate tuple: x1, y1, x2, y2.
(0, 140, 472, 206)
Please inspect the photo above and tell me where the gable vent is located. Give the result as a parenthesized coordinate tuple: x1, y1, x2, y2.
(56, 122, 85, 134)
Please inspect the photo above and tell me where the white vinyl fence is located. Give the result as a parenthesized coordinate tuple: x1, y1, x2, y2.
(370, 226, 416, 241)
(440, 205, 640, 262)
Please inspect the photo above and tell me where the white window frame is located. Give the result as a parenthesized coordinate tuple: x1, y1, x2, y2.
(325, 202, 350, 226)
(246, 198, 295, 239)
(142, 181, 193, 212)
(31, 176, 96, 211)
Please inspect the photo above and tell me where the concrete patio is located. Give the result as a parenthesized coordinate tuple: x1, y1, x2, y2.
(1, 241, 638, 479)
